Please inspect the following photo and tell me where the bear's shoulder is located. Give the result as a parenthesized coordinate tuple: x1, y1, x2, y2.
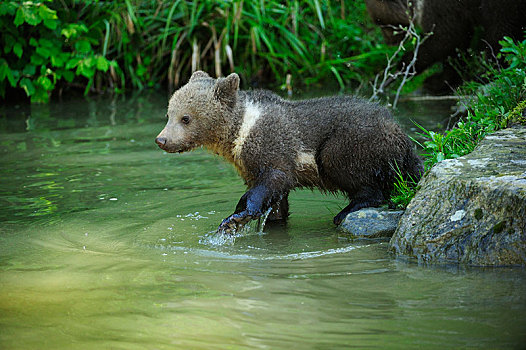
(244, 89, 284, 104)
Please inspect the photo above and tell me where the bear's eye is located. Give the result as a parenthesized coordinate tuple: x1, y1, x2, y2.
(181, 115, 191, 125)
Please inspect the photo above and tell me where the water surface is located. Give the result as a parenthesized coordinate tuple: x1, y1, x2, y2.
(1, 92, 525, 349)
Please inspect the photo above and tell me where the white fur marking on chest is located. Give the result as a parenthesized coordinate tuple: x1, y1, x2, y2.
(232, 100, 261, 160)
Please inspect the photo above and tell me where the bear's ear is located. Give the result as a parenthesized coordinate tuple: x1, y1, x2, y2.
(189, 70, 210, 82)
(213, 73, 239, 108)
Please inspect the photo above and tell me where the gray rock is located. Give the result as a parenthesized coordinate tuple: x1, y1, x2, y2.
(390, 126, 526, 266)
(340, 207, 404, 238)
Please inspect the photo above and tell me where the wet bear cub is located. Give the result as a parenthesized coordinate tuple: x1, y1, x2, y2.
(156, 71, 423, 234)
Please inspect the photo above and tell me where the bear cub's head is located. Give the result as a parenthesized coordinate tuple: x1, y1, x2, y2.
(155, 71, 240, 153)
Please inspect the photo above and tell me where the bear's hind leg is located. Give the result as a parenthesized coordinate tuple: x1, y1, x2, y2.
(333, 187, 385, 225)
(267, 193, 289, 221)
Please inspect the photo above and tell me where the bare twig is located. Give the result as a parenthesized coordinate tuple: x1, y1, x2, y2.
(481, 39, 501, 71)
(398, 95, 463, 102)
(370, 4, 433, 108)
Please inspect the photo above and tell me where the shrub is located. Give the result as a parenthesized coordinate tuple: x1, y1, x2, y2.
(0, 0, 389, 103)
(0, 1, 113, 103)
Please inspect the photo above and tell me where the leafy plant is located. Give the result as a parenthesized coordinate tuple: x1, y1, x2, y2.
(390, 34, 526, 208)
(1, 0, 389, 103)
(389, 162, 420, 210)
(0, 1, 113, 103)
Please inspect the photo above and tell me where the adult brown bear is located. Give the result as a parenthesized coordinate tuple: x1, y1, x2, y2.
(365, 0, 526, 91)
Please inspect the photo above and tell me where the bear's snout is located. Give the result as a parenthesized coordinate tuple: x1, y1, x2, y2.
(155, 137, 167, 148)
(155, 136, 188, 153)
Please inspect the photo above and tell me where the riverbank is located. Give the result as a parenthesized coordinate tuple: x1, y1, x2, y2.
(390, 35, 526, 209)
(342, 36, 526, 265)
(392, 125, 526, 266)
(340, 125, 526, 266)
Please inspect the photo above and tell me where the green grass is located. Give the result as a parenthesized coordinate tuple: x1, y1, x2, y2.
(389, 162, 420, 210)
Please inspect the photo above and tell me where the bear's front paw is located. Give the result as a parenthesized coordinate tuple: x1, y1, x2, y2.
(217, 211, 253, 235)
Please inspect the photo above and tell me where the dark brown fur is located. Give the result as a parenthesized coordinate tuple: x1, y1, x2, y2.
(365, 0, 526, 91)
(156, 71, 423, 233)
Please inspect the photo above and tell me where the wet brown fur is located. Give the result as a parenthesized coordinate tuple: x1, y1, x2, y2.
(156, 71, 423, 232)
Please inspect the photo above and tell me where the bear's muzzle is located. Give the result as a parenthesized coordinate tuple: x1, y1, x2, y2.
(155, 137, 167, 147)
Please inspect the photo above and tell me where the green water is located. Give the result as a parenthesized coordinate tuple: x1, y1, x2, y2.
(1, 93, 525, 349)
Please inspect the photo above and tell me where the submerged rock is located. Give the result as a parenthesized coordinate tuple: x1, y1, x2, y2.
(390, 126, 526, 266)
(340, 207, 404, 238)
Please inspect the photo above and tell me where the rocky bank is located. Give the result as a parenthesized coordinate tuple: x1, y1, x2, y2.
(390, 126, 526, 266)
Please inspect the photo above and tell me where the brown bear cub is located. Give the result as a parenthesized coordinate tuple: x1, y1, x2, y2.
(156, 71, 423, 234)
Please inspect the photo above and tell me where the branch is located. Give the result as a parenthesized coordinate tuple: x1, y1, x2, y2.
(370, 5, 433, 109)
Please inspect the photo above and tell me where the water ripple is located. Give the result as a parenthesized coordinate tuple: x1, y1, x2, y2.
(157, 242, 365, 262)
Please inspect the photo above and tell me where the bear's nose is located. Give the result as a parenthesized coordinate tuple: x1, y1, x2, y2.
(155, 137, 167, 147)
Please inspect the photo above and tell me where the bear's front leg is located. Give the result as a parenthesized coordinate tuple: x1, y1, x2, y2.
(217, 185, 266, 234)
(217, 169, 293, 234)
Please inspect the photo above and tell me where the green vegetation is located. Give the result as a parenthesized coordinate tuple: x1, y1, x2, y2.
(418, 36, 526, 167)
(0, 0, 390, 103)
(389, 163, 420, 210)
(390, 35, 526, 208)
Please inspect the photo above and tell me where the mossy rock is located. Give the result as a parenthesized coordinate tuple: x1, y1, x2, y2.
(390, 126, 526, 266)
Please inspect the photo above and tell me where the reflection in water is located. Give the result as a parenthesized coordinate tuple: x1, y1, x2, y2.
(1, 93, 525, 349)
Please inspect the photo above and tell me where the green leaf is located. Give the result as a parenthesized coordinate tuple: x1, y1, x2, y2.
(13, 43, 23, 58)
(38, 4, 57, 19)
(19, 77, 35, 96)
(51, 53, 69, 68)
(61, 27, 74, 39)
(75, 40, 92, 54)
(37, 75, 53, 91)
(136, 64, 147, 77)
(9, 70, 19, 87)
(30, 53, 45, 66)
(39, 38, 54, 48)
(22, 5, 41, 26)
(3, 35, 15, 54)
(61, 24, 89, 39)
(62, 70, 74, 82)
(77, 58, 96, 78)
(40, 65, 50, 76)
(38, 4, 58, 29)
(83, 56, 95, 68)
(43, 18, 57, 29)
(36, 46, 51, 58)
(96, 56, 109, 72)
(23, 64, 36, 75)
(65, 57, 81, 69)
(14, 7, 24, 26)
(0, 59, 8, 80)
(30, 38, 38, 47)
